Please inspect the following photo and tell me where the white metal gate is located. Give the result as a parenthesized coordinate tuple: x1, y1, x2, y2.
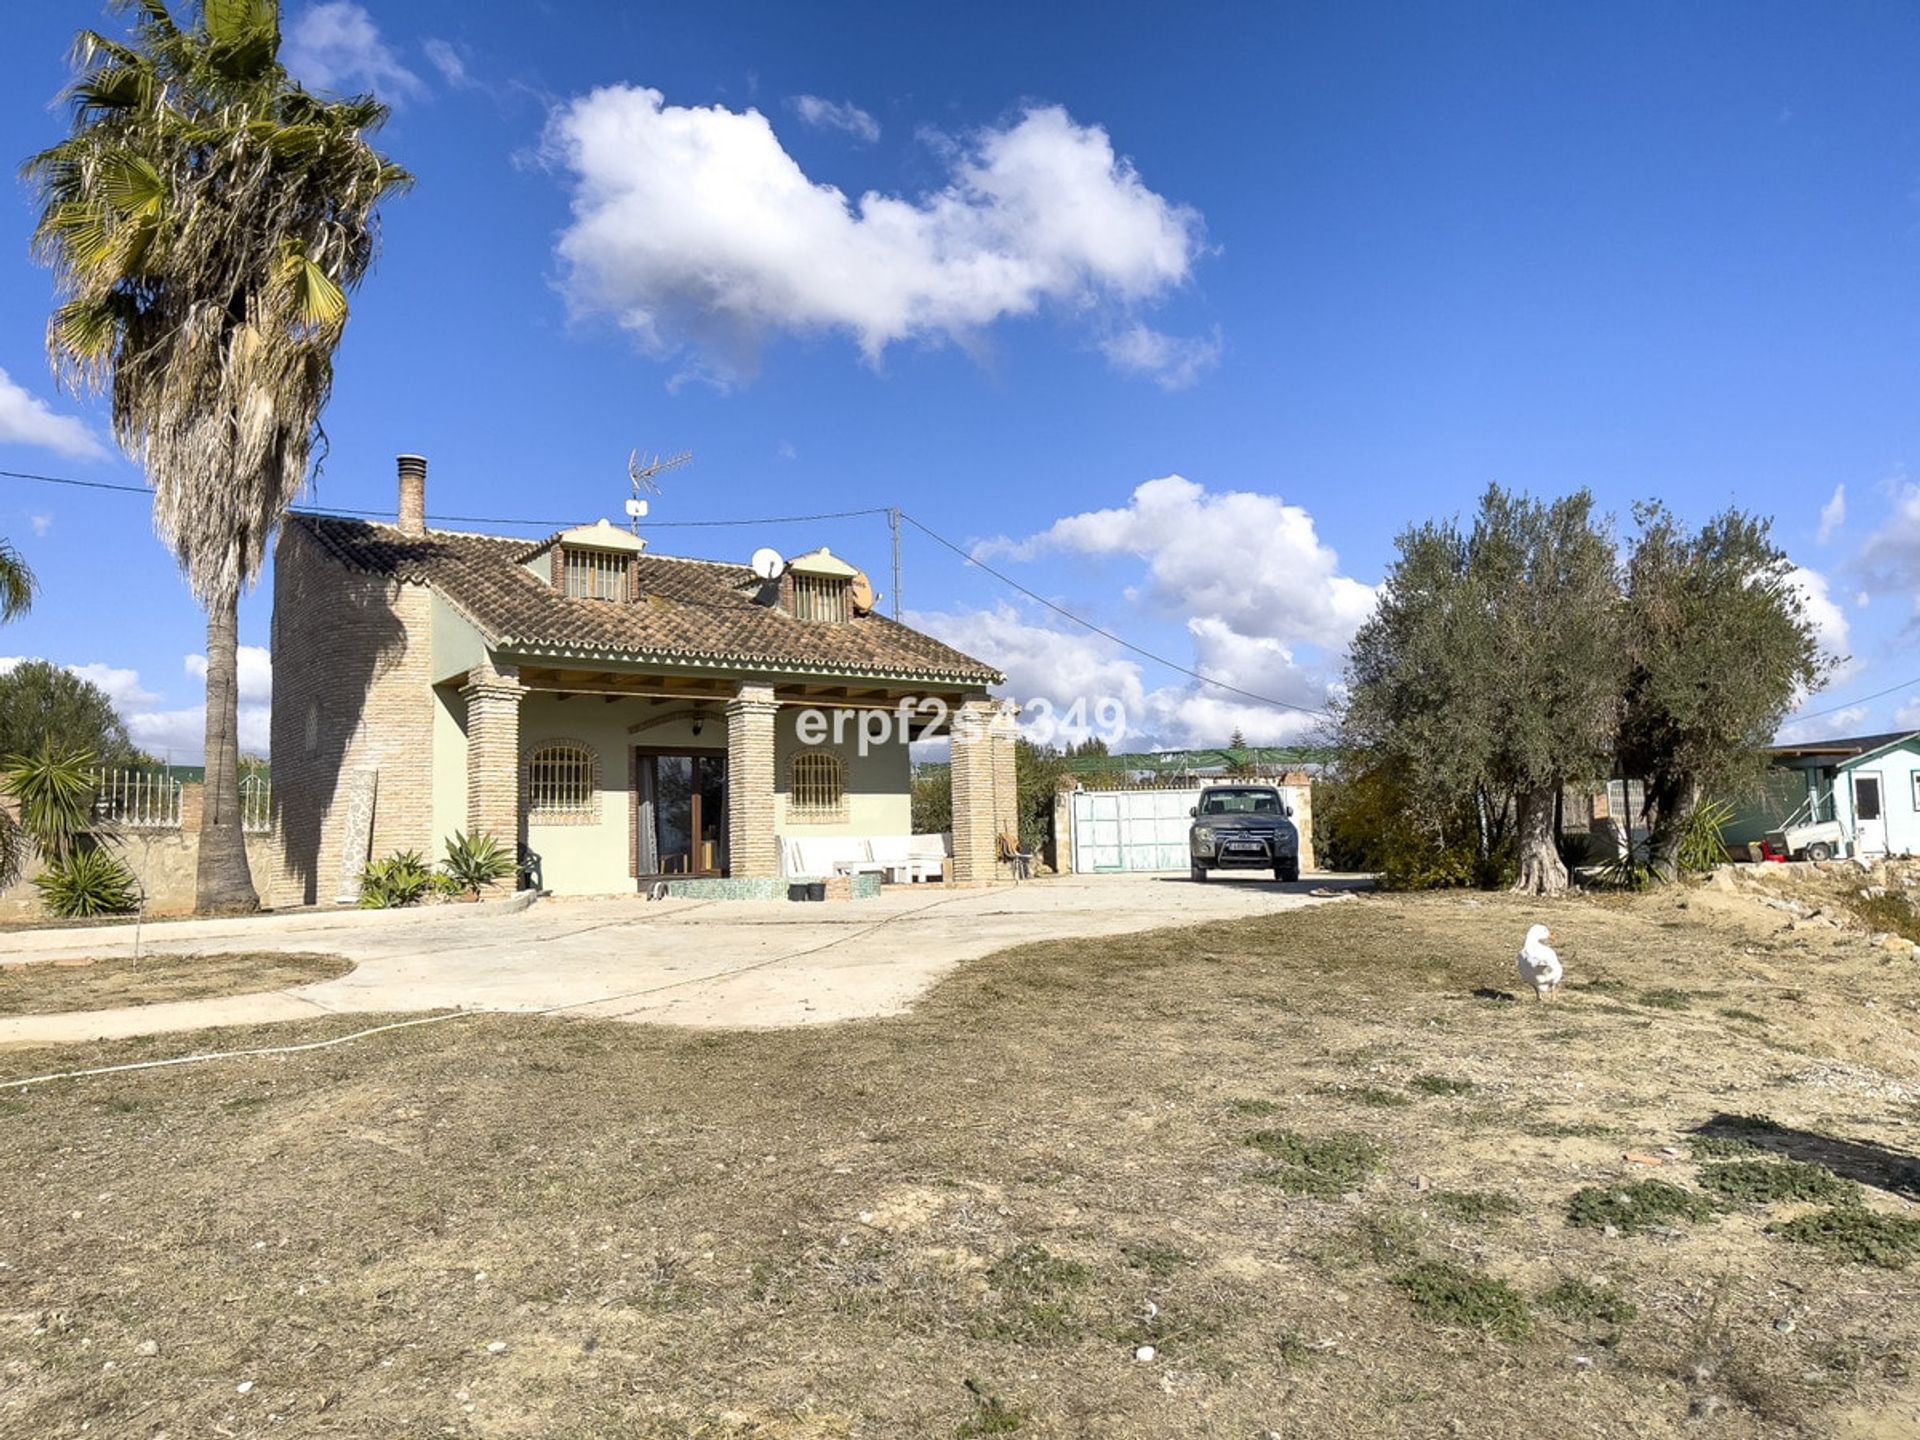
(1069, 787, 1201, 872)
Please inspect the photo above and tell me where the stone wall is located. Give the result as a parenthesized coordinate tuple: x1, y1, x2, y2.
(0, 785, 286, 922)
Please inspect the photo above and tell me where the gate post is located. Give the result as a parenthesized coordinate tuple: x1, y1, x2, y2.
(1053, 774, 1080, 874)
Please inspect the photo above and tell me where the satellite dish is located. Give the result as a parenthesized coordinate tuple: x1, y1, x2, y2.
(750, 547, 786, 581)
(624, 497, 649, 519)
(849, 571, 876, 614)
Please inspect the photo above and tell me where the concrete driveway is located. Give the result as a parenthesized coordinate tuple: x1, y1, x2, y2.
(0, 872, 1355, 1048)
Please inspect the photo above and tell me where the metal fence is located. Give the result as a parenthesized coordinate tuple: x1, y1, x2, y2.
(241, 770, 272, 833)
(93, 768, 183, 830)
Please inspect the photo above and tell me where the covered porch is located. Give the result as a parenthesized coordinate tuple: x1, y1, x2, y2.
(439, 657, 1021, 895)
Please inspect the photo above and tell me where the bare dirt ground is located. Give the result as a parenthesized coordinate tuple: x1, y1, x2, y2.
(0, 881, 1917, 1439)
(0, 952, 352, 1017)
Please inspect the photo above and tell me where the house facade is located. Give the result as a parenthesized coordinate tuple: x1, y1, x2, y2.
(1831, 733, 1920, 860)
(271, 456, 1018, 902)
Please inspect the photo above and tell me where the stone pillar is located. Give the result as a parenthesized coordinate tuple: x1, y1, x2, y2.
(951, 697, 1020, 883)
(461, 659, 527, 849)
(1052, 775, 1080, 875)
(726, 682, 780, 878)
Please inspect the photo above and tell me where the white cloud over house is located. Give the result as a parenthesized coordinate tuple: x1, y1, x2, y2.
(1817, 482, 1846, 544)
(1855, 481, 1920, 604)
(0, 369, 106, 460)
(919, 476, 1370, 749)
(546, 90, 1211, 386)
(283, 2, 425, 101)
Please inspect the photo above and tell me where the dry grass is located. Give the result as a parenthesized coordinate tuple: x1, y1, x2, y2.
(0, 951, 351, 1016)
(0, 887, 1918, 1437)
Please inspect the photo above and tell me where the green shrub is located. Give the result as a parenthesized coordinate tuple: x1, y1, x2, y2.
(1770, 1207, 1920, 1268)
(358, 849, 432, 908)
(1430, 1189, 1523, 1223)
(32, 845, 138, 917)
(1394, 1260, 1532, 1339)
(440, 829, 516, 897)
(1676, 798, 1734, 873)
(1538, 1277, 1637, 1326)
(1245, 1129, 1380, 1197)
(1567, 1180, 1717, 1234)
(2, 744, 97, 864)
(1699, 1159, 1854, 1206)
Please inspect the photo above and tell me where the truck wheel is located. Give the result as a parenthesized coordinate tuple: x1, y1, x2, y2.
(1191, 862, 1209, 882)
(1806, 842, 1833, 862)
(1278, 862, 1300, 883)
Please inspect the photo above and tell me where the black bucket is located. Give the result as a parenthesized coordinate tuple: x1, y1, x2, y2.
(789, 882, 827, 902)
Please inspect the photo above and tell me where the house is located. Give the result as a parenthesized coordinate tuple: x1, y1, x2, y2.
(270, 455, 1018, 903)
(1827, 733, 1920, 860)
(1722, 730, 1920, 857)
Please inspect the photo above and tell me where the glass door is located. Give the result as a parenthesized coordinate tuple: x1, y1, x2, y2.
(637, 750, 728, 876)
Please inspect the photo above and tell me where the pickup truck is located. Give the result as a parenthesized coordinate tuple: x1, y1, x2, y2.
(1189, 783, 1301, 884)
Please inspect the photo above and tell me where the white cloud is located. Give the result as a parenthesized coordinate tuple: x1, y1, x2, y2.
(1777, 704, 1868, 745)
(421, 37, 470, 88)
(1856, 481, 1920, 603)
(0, 369, 106, 460)
(1817, 483, 1846, 544)
(982, 475, 1376, 653)
(1099, 323, 1222, 391)
(1895, 696, 1920, 730)
(791, 95, 880, 143)
(28, 514, 51, 537)
(67, 663, 159, 713)
(184, 645, 274, 708)
(919, 476, 1370, 749)
(547, 90, 1210, 383)
(284, 3, 425, 101)
(1785, 566, 1855, 681)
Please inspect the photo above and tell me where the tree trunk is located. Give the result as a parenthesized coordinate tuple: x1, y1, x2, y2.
(195, 590, 260, 914)
(1511, 784, 1569, 896)
(1648, 783, 1698, 884)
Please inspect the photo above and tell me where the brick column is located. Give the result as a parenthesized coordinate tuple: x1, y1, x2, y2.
(951, 697, 1019, 882)
(726, 682, 780, 878)
(461, 659, 527, 849)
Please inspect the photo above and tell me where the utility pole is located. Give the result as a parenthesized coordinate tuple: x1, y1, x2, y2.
(888, 507, 903, 620)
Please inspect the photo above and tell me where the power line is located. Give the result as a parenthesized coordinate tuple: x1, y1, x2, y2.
(896, 510, 1332, 718)
(1792, 674, 1920, 724)
(1, 468, 888, 530)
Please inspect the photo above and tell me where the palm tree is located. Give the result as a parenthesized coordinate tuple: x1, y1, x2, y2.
(0, 539, 34, 889)
(26, 0, 410, 912)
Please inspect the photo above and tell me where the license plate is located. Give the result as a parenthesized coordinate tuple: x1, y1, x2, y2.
(1225, 843, 1264, 854)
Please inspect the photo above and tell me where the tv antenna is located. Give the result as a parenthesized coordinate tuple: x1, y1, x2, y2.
(626, 448, 691, 532)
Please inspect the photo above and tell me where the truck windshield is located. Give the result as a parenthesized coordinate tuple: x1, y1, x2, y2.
(1200, 789, 1281, 816)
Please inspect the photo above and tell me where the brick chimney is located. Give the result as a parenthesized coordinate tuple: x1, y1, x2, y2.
(396, 454, 427, 536)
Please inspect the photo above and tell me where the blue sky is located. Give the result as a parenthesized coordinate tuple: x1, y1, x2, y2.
(2, 0, 1919, 759)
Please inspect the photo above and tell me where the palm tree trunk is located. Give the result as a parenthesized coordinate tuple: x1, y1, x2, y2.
(195, 590, 259, 914)
(1511, 783, 1569, 896)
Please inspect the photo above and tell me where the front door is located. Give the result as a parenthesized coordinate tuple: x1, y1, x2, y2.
(1852, 772, 1886, 858)
(636, 749, 728, 876)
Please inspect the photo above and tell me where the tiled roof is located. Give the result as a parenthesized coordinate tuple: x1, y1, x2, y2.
(287, 514, 1003, 685)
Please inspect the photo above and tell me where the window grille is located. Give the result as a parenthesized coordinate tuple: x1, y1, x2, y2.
(789, 750, 847, 820)
(525, 743, 596, 817)
(565, 550, 630, 601)
(792, 573, 850, 623)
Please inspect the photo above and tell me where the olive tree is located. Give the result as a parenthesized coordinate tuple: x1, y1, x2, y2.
(1618, 503, 1829, 879)
(1342, 485, 1624, 896)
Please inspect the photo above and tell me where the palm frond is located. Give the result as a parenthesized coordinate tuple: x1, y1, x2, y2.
(0, 539, 36, 622)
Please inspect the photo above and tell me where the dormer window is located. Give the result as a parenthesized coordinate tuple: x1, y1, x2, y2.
(792, 572, 850, 623)
(566, 549, 630, 601)
(784, 546, 863, 624)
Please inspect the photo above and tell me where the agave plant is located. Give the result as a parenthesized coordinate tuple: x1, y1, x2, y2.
(440, 830, 515, 898)
(1675, 798, 1735, 874)
(33, 845, 139, 918)
(358, 849, 432, 908)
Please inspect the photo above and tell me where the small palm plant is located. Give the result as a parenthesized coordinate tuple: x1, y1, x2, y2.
(1, 745, 140, 917)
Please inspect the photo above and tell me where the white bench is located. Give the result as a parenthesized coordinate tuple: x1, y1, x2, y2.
(780, 834, 951, 884)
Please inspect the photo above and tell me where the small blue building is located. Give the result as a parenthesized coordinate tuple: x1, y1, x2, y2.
(1831, 732, 1920, 860)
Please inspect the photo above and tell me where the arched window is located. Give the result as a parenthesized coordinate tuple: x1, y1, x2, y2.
(524, 741, 597, 821)
(789, 750, 847, 822)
